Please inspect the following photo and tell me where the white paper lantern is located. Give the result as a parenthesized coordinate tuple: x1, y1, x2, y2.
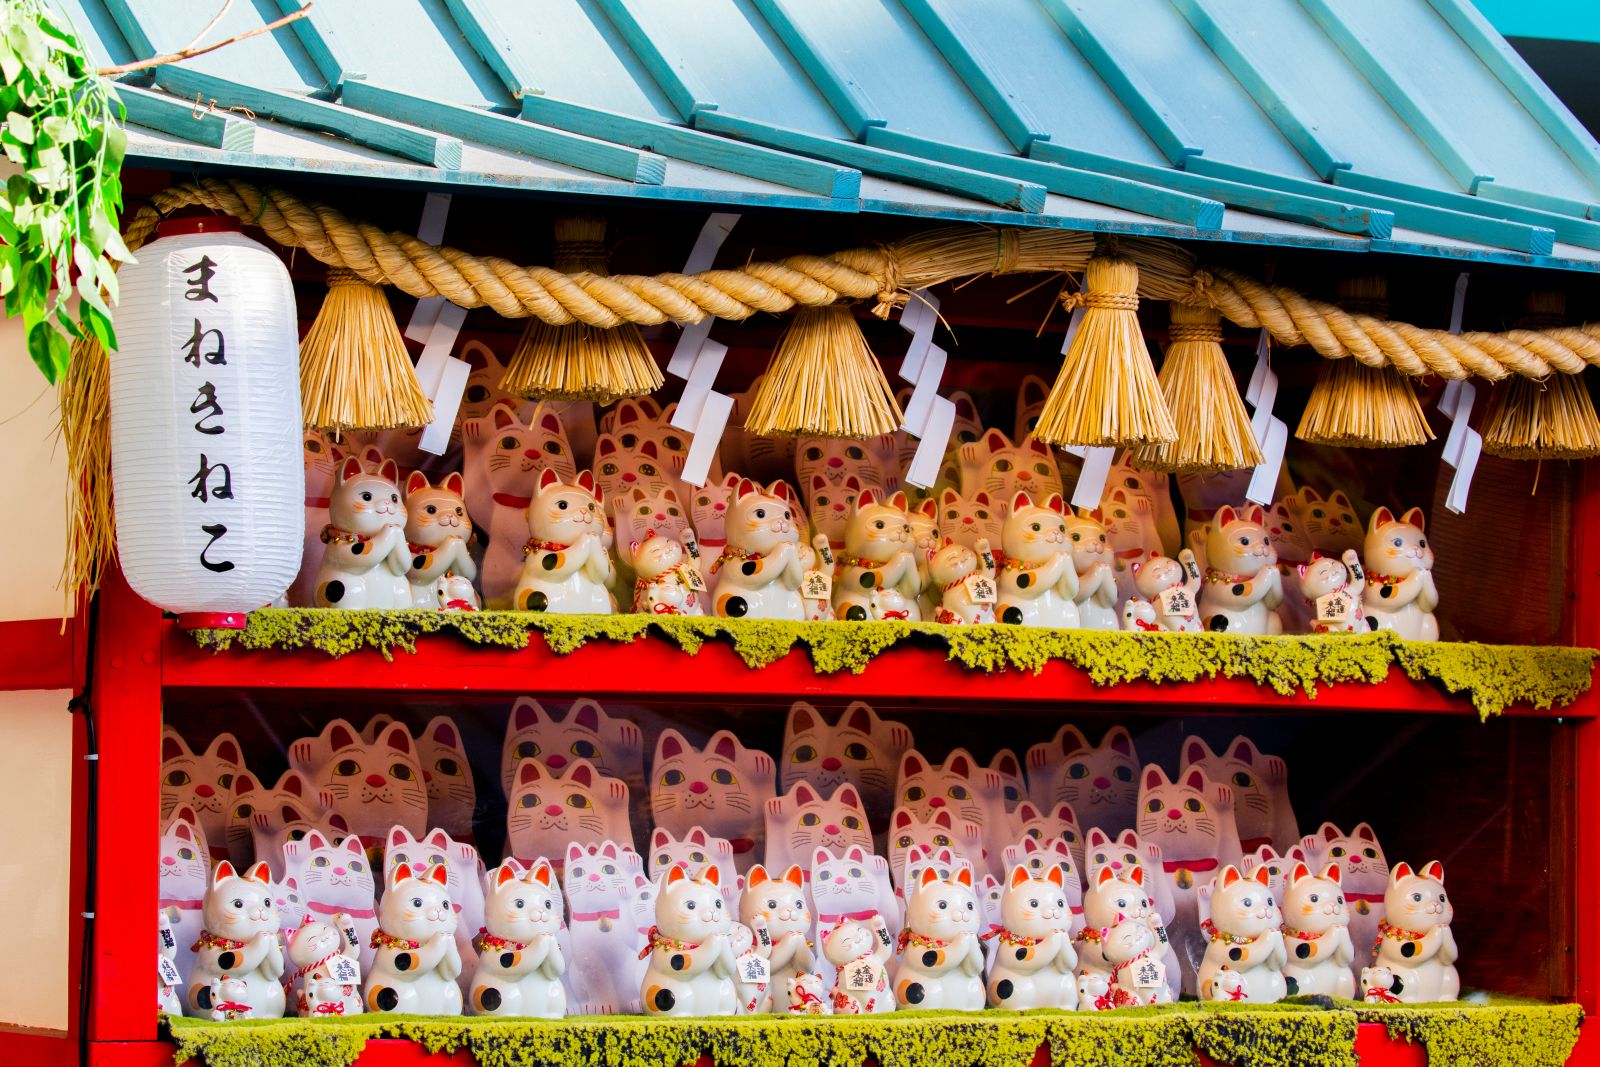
(110, 219, 303, 625)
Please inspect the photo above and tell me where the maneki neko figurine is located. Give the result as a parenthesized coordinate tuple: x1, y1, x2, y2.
(1373, 861, 1459, 1002)
(1067, 509, 1118, 630)
(628, 529, 707, 616)
(513, 468, 614, 614)
(468, 860, 567, 1018)
(1196, 865, 1287, 1004)
(928, 537, 998, 625)
(1083, 912, 1172, 1009)
(184, 861, 284, 1020)
(1362, 507, 1440, 641)
(823, 915, 895, 1014)
(1197, 505, 1284, 635)
(738, 864, 815, 1013)
(711, 478, 827, 621)
(894, 866, 985, 1011)
(403, 471, 479, 610)
(1121, 549, 1203, 633)
(315, 455, 412, 609)
(834, 489, 923, 622)
(983, 864, 1078, 1010)
(640, 865, 739, 1017)
(363, 864, 462, 1015)
(286, 914, 363, 1018)
(996, 492, 1079, 628)
(1279, 862, 1355, 999)
(1299, 550, 1368, 634)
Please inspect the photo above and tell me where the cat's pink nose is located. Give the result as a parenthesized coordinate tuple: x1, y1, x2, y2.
(622, 473, 636, 482)
(588, 873, 600, 882)
(824, 824, 840, 835)
(928, 797, 946, 809)
(1110, 860, 1122, 870)
(162, 855, 177, 866)
(1016, 471, 1031, 480)
(524, 449, 538, 459)
(714, 502, 725, 511)
(366, 774, 386, 788)
(333, 866, 347, 877)
(422, 770, 433, 782)
(545, 754, 567, 769)
(827, 457, 842, 468)
(690, 781, 708, 795)
(195, 785, 215, 798)
(544, 804, 562, 817)
(1167, 809, 1182, 820)
(1093, 776, 1111, 789)
(962, 516, 973, 524)
(821, 757, 842, 772)
(655, 512, 665, 521)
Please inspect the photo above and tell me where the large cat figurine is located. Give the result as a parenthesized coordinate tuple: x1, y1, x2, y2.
(781, 700, 913, 841)
(283, 830, 378, 971)
(246, 772, 342, 882)
(315, 455, 412, 609)
(513, 468, 613, 614)
(506, 759, 632, 867)
(1013, 801, 1085, 870)
(292, 430, 342, 606)
(1298, 822, 1389, 984)
(1179, 736, 1299, 854)
(997, 491, 1079, 627)
(651, 729, 776, 871)
(404, 471, 478, 609)
(1026, 726, 1139, 838)
(592, 432, 674, 503)
(468, 859, 567, 1018)
(159, 729, 249, 862)
(285, 914, 363, 1018)
(834, 488, 922, 621)
(985, 864, 1078, 1009)
(1198, 505, 1284, 634)
(383, 825, 486, 991)
(894, 866, 985, 1011)
(959, 430, 1062, 502)
(564, 841, 648, 1014)
(1196, 865, 1286, 1003)
(763, 783, 873, 873)
(1362, 507, 1439, 641)
(648, 827, 738, 912)
(1121, 550, 1203, 633)
(159, 809, 210, 984)
(640, 865, 738, 1016)
(1374, 861, 1459, 1002)
(1280, 861, 1355, 999)
(739, 864, 815, 1013)
(500, 697, 644, 799)
(463, 402, 575, 607)
(184, 861, 284, 1020)
(288, 719, 427, 851)
(364, 864, 462, 1015)
(711, 478, 817, 621)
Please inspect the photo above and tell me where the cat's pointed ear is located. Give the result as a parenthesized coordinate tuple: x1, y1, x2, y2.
(1012, 490, 1033, 514)
(405, 470, 430, 497)
(568, 761, 595, 788)
(746, 864, 769, 888)
(710, 731, 739, 762)
(531, 860, 554, 887)
(836, 785, 863, 811)
(377, 458, 401, 486)
(1128, 865, 1145, 887)
(1215, 505, 1238, 528)
(1181, 767, 1208, 794)
(938, 486, 962, 506)
(1245, 504, 1266, 526)
(780, 864, 804, 887)
(1401, 507, 1426, 531)
(425, 863, 448, 887)
(857, 487, 879, 510)
(1086, 827, 1110, 848)
(1009, 864, 1032, 889)
(1317, 822, 1344, 843)
(885, 490, 908, 511)
(1390, 862, 1414, 885)
(490, 403, 519, 431)
(429, 718, 463, 752)
(564, 843, 585, 865)
(946, 750, 973, 778)
(1252, 865, 1271, 886)
(736, 478, 760, 502)
(1422, 861, 1444, 883)
(425, 829, 452, 850)
(211, 861, 237, 887)
(335, 455, 364, 486)
(1289, 862, 1311, 885)
(1096, 866, 1118, 887)
(1353, 822, 1378, 843)
(1221, 865, 1242, 888)
(1297, 563, 1308, 580)
(893, 808, 913, 830)
(596, 434, 617, 458)
(651, 828, 671, 850)
(1321, 864, 1342, 885)
(955, 866, 973, 887)
(161, 729, 188, 763)
(512, 698, 546, 729)
(303, 829, 332, 852)
(667, 864, 688, 886)
(639, 440, 659, 459)
(1369, 507, 1395, 533)
(702, 864, 721, 887)
(1142, 764, 1169, 791)
(1044, 493, 1066, 515)
(517, 760, 545, 786)
(920, 866, 941, 888)
(1181, 736, 1215, 768)
(577, 469, 599, 500)
(496, 864, 519, 888)
(917, 497, 937, 518)
(380, 723, 412, 758)
(1229, 737, 1259, 764)
(539, 467, 562, 492)
(388, 826, 414, 850)
(900, 751, 926, 778)
(205, 734, 242, 767)
(1015, 802, 1041, 824)
(342, 836, 364, 857)
(1045, 864, 1065, 888)
(786, 701, 819, 738)
(1103, 726, 1135, 758)
(933, 810, 952, 829)
(842, 702, 877, 736)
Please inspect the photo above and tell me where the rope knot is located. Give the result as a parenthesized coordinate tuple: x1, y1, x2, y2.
(1168, 323, 1223, 343)
(1180, 270, 1218, 310)
(871, 251, 905, 320)
(993, 228, 1022, 275)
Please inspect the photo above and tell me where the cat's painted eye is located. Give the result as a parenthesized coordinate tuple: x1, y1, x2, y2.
(425, 504, 437, 515)
(667, 507, 680, 517)
(688, 852, 706, 863)
(994, 459, 1013, 473)
(933, 833, 951, 846)
(1330, 847, 1346, 857)
(557, 500, 569, 511)
(640, 463, 658, 475)
(287, 829, 306, 841)
(791, 745, 818, 763)
(411, 897, 424, 908)
(465, 385, 491, 404)
(513, 898, 525, 909)
(1068, 763, 1088, 779)
(620, 433, 638, 448)
(1418, 539, 1427, 549)
(390, 764, 415, 781)
(661, 769, 685, 786)
(656, 853, 670, 867)
(937, 900, 948, 910)
(1281, 522, 1294, 532)
(1026, 828, 1042, 840)
(435, 758, 461, 777)
(233, 803, 252, 819)
(1034, 463, 1052, 476)
(754, 508, 766, 519)
(1412, 893, 1423, 902)
(601, 463, 619, 476)
(350, 861, 364, 872)
(1094, 852, 1106, 864)
(1242, 897, 1253, 907)
(804, 447, 823, 461)
(1071, 532, 1081, 542)
(1031, 523, 1041, 532)
(518, 794, 541, 808)
(966, 900, 975, 910)
(977, 509, 990, 519)
(686, 900, 697, 910)
(800, 813, 820, 827)
(570, 740, 597, 759)
(842, 743, 870, 761)
(516, 741, 540, 759)
(313, 856, 330, 868)
(568, 793, 592, 808)
(873, 520, 885, 530)
(497, 434, 520, 450)
(1114, 766, 1134, 782)
(231, 898, 244, 908)
(665, 436, 685, 451)
(360, 491, 373, 502)
(1004, 785, 1020, 802)
(1309, 893, 1319, 903)
(897, 835, 913, 848)
(904, 786, 926, 802)
(306, 438, 323, 453)
(697, 496, 711, 506)
(1312, 508, 1325, 518)
(843, 815, 862, 830)
(948, 785, 970, 800)
(1145, 799, 1162, 813)
(637, 505, 651, 516)
(218, 773, 234, 789)
(1363, 848, 1377, 859)
(545, 899, 553, 909)
(602, 864, 616, 875)
(164, 770, 191, 787)
(333, 759, 360, 777)
(1392, 537, 1403, 548)
(946, 509, 959, 520)
(1183, 798, 1203, 813)
(1114, 509, 1127, 518)
(393, 853, 409, 866)
(1231, 772, 1253, 788)
(544, 441, 564, 456)
(177, 847, 194, 860)
(710, 768, 736, 785)
(1238, 536, 1249, 546)
(846, 446, 865, 460)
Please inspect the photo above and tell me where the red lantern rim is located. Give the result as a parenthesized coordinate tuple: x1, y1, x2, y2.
(156, 216, 242, 238)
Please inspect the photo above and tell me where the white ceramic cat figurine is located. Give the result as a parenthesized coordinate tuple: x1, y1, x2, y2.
(563, 841, 648, 1015)
(1299, 549, 1369, 635)
(781, 701, 913, 842)
(1097, 911, 1174, 1009)
(1362, 965, 1400, 1004)
(1280, 861, 1355, 999)
(893, 749, 1001, 873)
(996, 491, 1079, 627)
(404, 471, 478, 609)
(159, 811, 209, 991)
(315, 455, 411, 609)
(468, 859, 567, 1018)
(513, 468, 613, 614)
(506, 759, 632, 867)
(247, 772, 343, 881)
(711, 478, 819, 621)
(832, 489, 922, 622)
(364, 864, 462, 1015)
(282, 830, 378, 971)
(628, 530, 706, 616)
(184, 861, 284, 1020)
(928, 537, 997, 625)
(785, 971, 831, 1015)
(1362, 507, 1439, 640)
(286, 914, 362, 1018)
(806, 473, 862, 552)
(463, 402, 576, 607)
(641, 865, 738, 1016)
(763, 783, 874, 874)
(984, 864, 1078, 1009)
(739, 864, 815, 1012)
(382, 825, 486, 991)
(1121, 550, 1203, 633)
(796, 438, 891, 513)
(906, 496, 940, 617)
(292, 431, 342, 606)
(894, 866, 985, 1011)
(1013, 801, 1084, 868)
(1299, 822, 1389, 985)
(889, 807, 985, 895)
(288, 719, 428, 850)
(1197, 865, 1286, 1003)
(1198, 505, 1284, 634)
(1179, 735, 1299, 854)
(1100, 486, 1165, 609)
(652, 729, 776, 872)
(998, 837, 1085, 937)
(1026, 726, 1140, 838)
(823, 915, 895, 1014)
(810, 845, 902, 950)
(1084, 831, 1180, 983)
(1078, 865, 1168, 996)
(1374, 861, 1459, 1002)
(1068, 509, 1118, 630)
(1240, 844, 1296, 905)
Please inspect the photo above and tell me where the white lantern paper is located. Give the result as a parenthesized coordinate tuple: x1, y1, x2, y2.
(110, 220, 303, 623)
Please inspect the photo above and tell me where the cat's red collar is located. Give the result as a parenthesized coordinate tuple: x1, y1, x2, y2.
(1375, 919, 1428, 943)
(474, 927, 526, 953)
(570, 907, 621, 922)
(191, 930, 249, 952)
(1073, 926, 1102, 943)
(1203, 568, 1253, 585)
(1366, 572, 1407, 588)
(980, 925, 1044, 947)
(370, 928, 420, 951)
(523, 538, 571, 556)
(638, 925, 702, 959)
(835, 553, 888, 570)
(708, 546, 763, 574)
(1200, 918, 1262, 946)
(896, 929, 950, 952)
(1344, 891, 1384, 904)
(1281, 924, 1329, 942)
(820, 909, 878, 925)
(1161, 858, 1218, 874)
(493, 492, 532, 509)
(320, 524, 371, 546)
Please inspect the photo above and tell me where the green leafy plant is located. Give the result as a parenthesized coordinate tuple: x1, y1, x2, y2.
(0, 0, 129, 382)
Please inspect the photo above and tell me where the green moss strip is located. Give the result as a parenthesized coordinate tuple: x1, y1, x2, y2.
(162, 1001, 1579, 1067)
(188, 610, 1595, 717)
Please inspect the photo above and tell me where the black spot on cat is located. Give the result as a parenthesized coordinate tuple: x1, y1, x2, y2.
(1001, 606, 1024, 625)
(524, 591, 548, 612)
(1016, 573, 1031, 590)
(351, 542, 365, 555)
(653, 988, 676, 1013)
(741, 560, 759, 576)
(376, 987, 400, 1012)
(996, 979, 1014, 1000)
(216, 951, 236, 971)
(395, 952, 413, 972)
(1296, 942, 1312, 960)
(541, 553, 559, 571)
(324, 580, 345, 604)
(479, 987, 502, 1013)
(1231, 583, 1245, 596)
(1390, 975, 1406, 995)
(1285, 977, 1300, 997)
(725, 596, 749, 618)
(195, 985, 213, 1011)
(860, 571, 876, 589)
(671, 954, 687, 971)
(904, 982, 925, 1005)
(1367, 617, 1380, 631)
(922, 949, 939, 967)
(1209, 616, 1230, 633)
(1400, 941, 1416, 958)
(845, 605, 868, 621)
(413, 555, 427, 570)
(500, 952, 516, 968)
(1228, 947, 1243, 962)
(1015, 947, 1028, 962)
(1380, 585, 1394, 599)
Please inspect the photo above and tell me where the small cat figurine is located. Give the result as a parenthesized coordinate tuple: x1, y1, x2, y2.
(1179, 735, 1300, 854)
(514, 468, 614, 614)
(648, 827, 738, 912)
(564, 841, 648, 1014)
(1078, 864, 1179, 1001)
(928, 537, 998, 625)
(1362, 965, 1401, 1004)
(158, 909, 183, 1015)
(383, 825, 486, 990)
(652, 729, 775, 871)
(823, 915, 895, 1014)
(364, 864, 462, 1015)
(984, 864, 1079, 1009)
(506, 759, 632, 868)
(710, 478, 817, 621)
(283, 830, 378, 971)
(628, 530, 707, 616)
(1098, 911, 1174, 1007)
(1298, 822, 1389, 985)
(1100, 486, 1165, 608)
(998, 837, 1085, 936)
(1240, 843, 1296, 905)
(935, 488, 1004, 556)
(468, 859, 567, 1018)
(641, 865, 739, 1016)
(1198, 505, 1284, 634)
(1280, 861, 1355, 999)
(611, 486, 692, 575)
(463, 402, 576, 607)
(1026, 726, 1140, 838)
(763, 783, 873, 873)
(1197, 865, 1287, 1003)
(996, 491, 1079, 627)
(159, 729, 249, 862)
(316, 455, 412, 609)
(286, 914, 363, 1018)
(1121, 549, 1203, 633)
(958, 430, 1062, 502)
(894, 866, 985, 1011)
(1014, 375, 1050, 442)
(834, 488, 922, 622)
(500, 697, 644, 797)
(288, 719, 428, 850)
(785, 971, 831, 1015)
(739, 864, 815, 1013)
(1292, 487, 1365, 557)
(1362, 506, 1439, 641)
(807, 473, 863, 551)
(1300, 549, 1369, 634)
(809, 845, 902, 950)
(1067, 509, 1118, 630)
(689, 477, 735, 562)
(206, 976, 256, 1021)
(404, 471, 478, 609)
(781, 701, 913, 839)
(184, 861, 284, 1020)
(1374, 861, 1459, 1002)
(159, 810, 210, 984)
(889, 806, 985, 895)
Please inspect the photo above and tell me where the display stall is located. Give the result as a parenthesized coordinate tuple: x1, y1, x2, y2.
(11, 1, 1600, 1066)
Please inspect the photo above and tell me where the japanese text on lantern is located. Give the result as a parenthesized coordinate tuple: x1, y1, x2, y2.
(179, 254, 235, 573)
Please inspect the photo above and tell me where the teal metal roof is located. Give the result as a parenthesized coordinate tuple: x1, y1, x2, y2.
(64, 0, 1600, 271)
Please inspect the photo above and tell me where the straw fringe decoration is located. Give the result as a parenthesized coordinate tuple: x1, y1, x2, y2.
(59, 337, 113, 612)
(1481, 372, 1600, 459)
(500, 215, 664, 403)
(744, 304, 903, 438)
(299, 268, 433, 432)
(1133, 303, 1262, 472)
(1033, 256, 1176, 449)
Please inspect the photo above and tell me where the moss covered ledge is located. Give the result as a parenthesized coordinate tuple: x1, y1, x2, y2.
(186, 609, 1596, 717)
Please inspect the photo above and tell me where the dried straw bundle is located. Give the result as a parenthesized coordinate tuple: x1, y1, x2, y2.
(1133, 303, 1262, 472)
(299, 268, 433, 432)
(500, 215, 663, 403)
(1295, 358, 1434, 447)
(1482, 371, 1600, 459)
(744, 304, 903, 438)
(1033, 256, 1176, 448)
(59, 336, 114, 609)
(886, 226, 1094, 290)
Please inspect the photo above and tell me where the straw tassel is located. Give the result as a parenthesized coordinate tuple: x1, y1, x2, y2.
(1133, 303, 1262, 473)
(60, 336, 115, 611)
(1295, 276, 1432, 448)
(500, 215, 664, 404)
(1032, 255, 1176, 449)
(1481, 291, 1600, 459)
(744, 304, 903, 438)
(299, 268, 434, 432)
